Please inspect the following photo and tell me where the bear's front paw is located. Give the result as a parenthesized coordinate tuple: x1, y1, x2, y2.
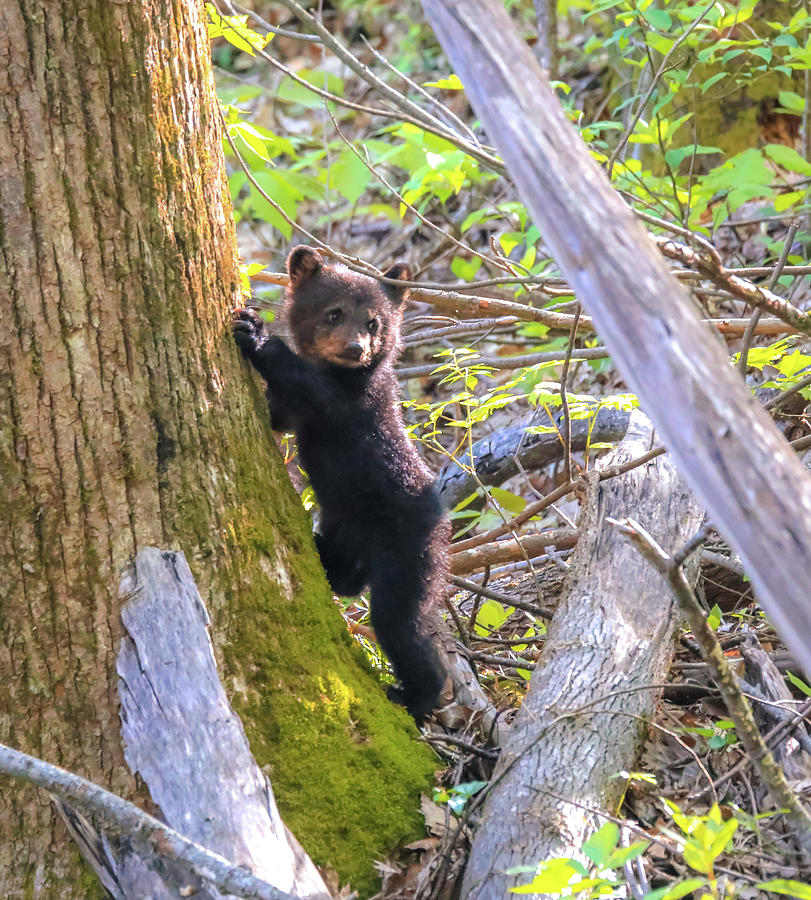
(232, 308, 265, 357)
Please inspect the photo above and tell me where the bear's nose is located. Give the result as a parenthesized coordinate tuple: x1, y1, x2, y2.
(345, 342, 364, 359)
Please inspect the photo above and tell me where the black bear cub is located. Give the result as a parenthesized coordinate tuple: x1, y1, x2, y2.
(233, 246, 448, 719)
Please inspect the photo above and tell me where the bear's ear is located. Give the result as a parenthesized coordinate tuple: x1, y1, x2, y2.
(287, 246, 323, 287)
(382, 263, 410, 305)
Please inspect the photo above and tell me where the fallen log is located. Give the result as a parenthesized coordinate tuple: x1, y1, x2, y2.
(438, 406, 631, 509)
(461, 412, 704, 898)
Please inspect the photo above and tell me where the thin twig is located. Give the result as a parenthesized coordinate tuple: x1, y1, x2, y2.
(738, 221, 799, 374)
(467, 651, 537, 672)
(328, 107, 508, 272)
(790, 433, 811, 453)
(359, 35, 479, 144)
(403, 316, 519, 345)
(451, 528, 578, 576)
(229, 0, 321, 41)
(268, 0, 505, 173)
(397, 346, 610, 378)
(217, 0, 438, 133)
(450, 574, 554, 619)
(656, 235, 811, 338)
(699, 698, 811, 798)
(419, 732, 500, 759)
(764, 371, 811, 410)
(560, 304, 582, 483)
(597, 446, 666, 480)
(452, 480, 577, 554)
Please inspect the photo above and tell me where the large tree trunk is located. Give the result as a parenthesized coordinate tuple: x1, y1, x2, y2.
(0, 2, 434, 896)
(461, 414, 704, 898)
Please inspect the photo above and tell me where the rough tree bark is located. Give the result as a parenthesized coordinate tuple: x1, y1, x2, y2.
(0, 2, 434, 896)
(421, 0, 811, 682)
(461, 414, 705, 898)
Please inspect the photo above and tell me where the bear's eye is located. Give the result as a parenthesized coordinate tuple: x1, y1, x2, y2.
(327, 308, 343, 324)
(367, 318, 380, 335)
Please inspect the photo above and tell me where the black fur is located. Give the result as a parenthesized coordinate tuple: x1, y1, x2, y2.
(233, 246, 448, 719)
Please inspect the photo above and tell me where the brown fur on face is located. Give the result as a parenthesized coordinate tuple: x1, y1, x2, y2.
(285, 247, 409, 370)
(300, 297, 385, 368)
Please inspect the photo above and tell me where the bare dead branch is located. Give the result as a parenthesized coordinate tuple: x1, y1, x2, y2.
(450, 574, 555, 618)
(452, 480, 577, 554)
(450, 527, 577, 574)
(656, 235, 811, 338)
(0, 742, 300, 900)
(251, 272, 795, 339)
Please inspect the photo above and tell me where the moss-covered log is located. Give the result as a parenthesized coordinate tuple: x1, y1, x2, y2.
(0, 2, 435, 896)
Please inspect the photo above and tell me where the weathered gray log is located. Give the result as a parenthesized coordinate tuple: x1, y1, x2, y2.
(438, 406, 631, 509)
(420, 0, 811, 684)
(0, 742, 299, 900)
(740, 634, 811, 782)
(105, 547, 329, 900)
(461, 412, 705, 898)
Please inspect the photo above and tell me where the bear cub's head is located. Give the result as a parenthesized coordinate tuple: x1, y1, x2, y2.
(285, 245, 409, 369)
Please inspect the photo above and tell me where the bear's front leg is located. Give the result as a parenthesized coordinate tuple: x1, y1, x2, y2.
(232, 307, 266, 360)
(233, 308, 331, 422)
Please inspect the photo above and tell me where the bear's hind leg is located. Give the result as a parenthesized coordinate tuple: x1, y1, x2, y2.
(368, 549, 446, 720)
(315, 529, 369, 597)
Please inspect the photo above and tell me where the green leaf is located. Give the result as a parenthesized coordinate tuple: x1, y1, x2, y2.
(648, 33, 675, 55)
(510, 859, 583, 894)
(764, 143, 811, 176)
(774, 34, 800, 48)
(499, 232, 522, 256)
(423, 74, 464, 90)
(452, 780, 488, 798)
(451, 256, 483, 282)
(582, 822, 619, 867)
(206, 3, 271, 54)
(661, 798, 691, 832)
(229, 122, 276, 165)
(605, 840, 651, 868)
(489, 487, 527, 516)
(641, 6, 672, 30)
(707, 604, 722, 630)
(643, 879, 707, 900)
(774, 190, 806, 212)
(779, 90, 806, 112)
(474, 599, 514, 636)
(787, 671, 811, 696)
(756, 879, 811, 898)
(700, 72, 728, 93)
(721, 48, 745, 64)
(461, 208, 497, 232)
(325, 148, 370, 204)
(665, 145, 721, 168)
(276, 69, 345, 108)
